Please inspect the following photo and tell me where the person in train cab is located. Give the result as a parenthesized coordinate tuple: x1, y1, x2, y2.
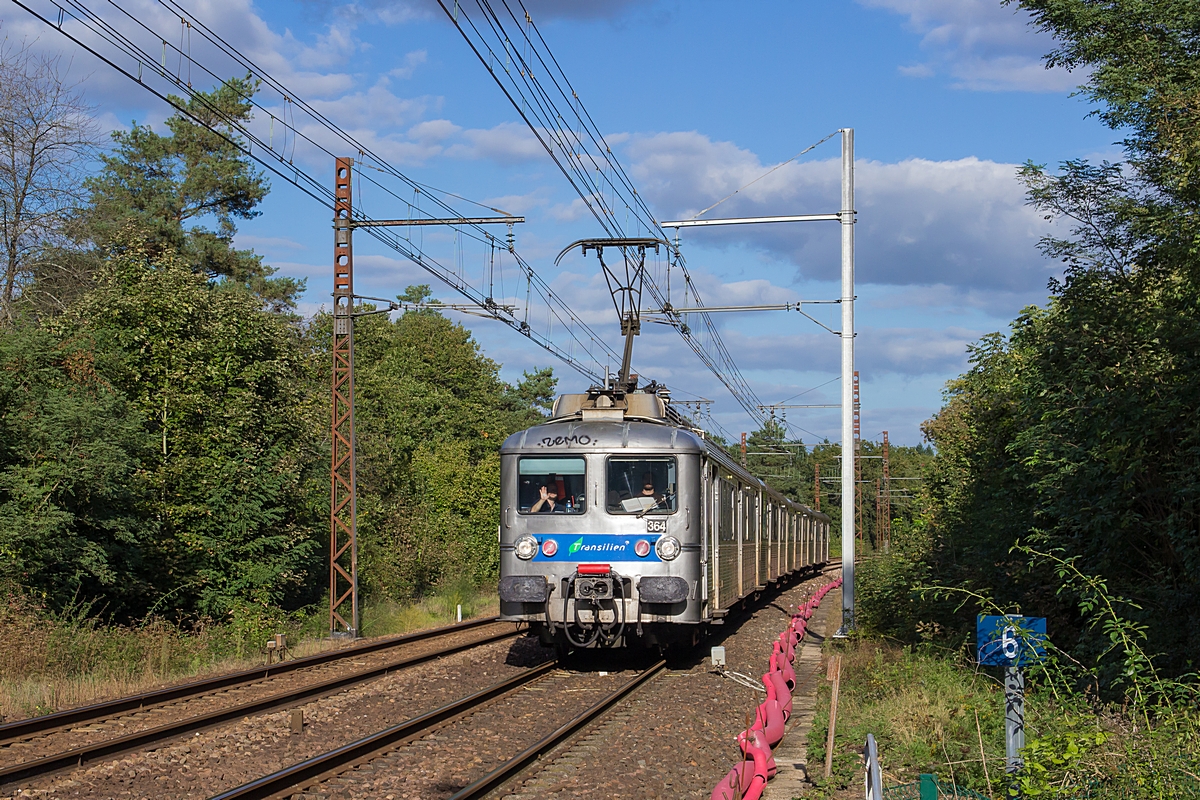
(530, 482, 565, 513)
(640, 473, 666, 506)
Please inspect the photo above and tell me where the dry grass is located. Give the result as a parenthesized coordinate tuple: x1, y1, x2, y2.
(0, 584, 499, 723)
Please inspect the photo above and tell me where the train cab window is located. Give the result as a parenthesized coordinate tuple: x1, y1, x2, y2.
(518, 457, 586, 514)
(606, 457, 677, 514)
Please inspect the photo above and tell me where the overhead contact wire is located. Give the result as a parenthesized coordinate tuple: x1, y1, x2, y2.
(29, 0, 616, 380)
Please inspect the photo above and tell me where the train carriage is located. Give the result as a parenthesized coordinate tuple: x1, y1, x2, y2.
(498, 386, 830, 651)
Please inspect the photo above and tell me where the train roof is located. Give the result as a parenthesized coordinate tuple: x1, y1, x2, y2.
(500, 417, 706, 455)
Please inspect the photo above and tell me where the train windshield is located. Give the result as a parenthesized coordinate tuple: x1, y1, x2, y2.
(606, 457, 677, 514)
(518, 457, 586, 514)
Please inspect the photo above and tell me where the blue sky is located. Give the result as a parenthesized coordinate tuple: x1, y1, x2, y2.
(6, 0, 1117, 445)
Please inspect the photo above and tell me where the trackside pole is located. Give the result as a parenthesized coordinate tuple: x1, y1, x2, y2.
(330, 157, 359, 639)
(1005, 666, 1026, 774)
(837, 128, 856, 636)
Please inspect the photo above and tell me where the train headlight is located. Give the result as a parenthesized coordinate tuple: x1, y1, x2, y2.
(541, 538, 558, 557)
(655, 536, 681, 561)
(515, 535, 538, 560)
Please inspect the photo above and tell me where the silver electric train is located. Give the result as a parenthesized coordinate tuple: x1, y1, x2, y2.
(498, 385, 831, 651)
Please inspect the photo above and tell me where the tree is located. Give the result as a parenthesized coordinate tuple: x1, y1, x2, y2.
(85, 76, 301, 309)
(506, 367, 557, 414)
(0, 320, 155, 609)
(315, 300, 553, 599)
(0, 39, 99, 320)
(56, 233, 322, 619)
(904, 1, 1200, 676)
(1014, 0, 1200, 217)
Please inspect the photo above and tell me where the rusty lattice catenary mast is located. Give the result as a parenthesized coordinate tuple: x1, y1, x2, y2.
(330, 157, 359, 637)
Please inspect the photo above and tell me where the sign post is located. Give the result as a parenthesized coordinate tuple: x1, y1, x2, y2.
(1004, 665, 1025, 773)
(977, 615, 1047, 787)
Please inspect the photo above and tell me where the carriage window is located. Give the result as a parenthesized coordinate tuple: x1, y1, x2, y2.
(518, 457, 586, 514)
(606, 457, 677, 514)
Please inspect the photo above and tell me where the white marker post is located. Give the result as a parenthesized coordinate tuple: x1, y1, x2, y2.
(1002, 626, 1025, 775)
(1005, 664, 1025, 774)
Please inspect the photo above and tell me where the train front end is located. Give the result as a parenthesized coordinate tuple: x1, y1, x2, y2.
(498, 391, 705, 650)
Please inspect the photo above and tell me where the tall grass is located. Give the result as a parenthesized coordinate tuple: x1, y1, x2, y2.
(807, 641, 1005, 797)
(810, 544, 1200, 799)
(360, 577, 497, 637)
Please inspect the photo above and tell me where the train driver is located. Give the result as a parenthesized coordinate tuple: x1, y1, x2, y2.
(640, 472, 666, 506)
(530, 480, 565, 513)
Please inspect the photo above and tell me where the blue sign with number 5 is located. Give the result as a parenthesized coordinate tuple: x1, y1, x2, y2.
(977, 615, 1047, 666)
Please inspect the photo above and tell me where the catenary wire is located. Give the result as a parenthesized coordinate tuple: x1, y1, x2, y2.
(441, 0, 772, 427)
(14, 0, 621, 381)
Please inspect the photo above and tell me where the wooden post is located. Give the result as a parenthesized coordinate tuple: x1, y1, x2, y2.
(824, 653, 842, 778)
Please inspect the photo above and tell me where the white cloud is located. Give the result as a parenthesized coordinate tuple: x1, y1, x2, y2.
(873, 282, 1051, 317)
(718, 326, 980, 378)
(408, 119, 462, 144)
(445, 122, 548, 163)
(549, 195, 598, 222)
(482, 189, 551, 215)
(6, 0, 364, 112)
(387, 50, 428, 80)
(898, 63, 935, 79)
(363, 0, 644, 25)
(625, 131, 1061, 296)
(305, 83, 433, 133)
(288, 24, 358, 70)
(859, 0, 1080, 92)
(235, 234, 308, 251)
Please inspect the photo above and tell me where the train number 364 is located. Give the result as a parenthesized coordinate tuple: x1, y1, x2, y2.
(646, 519, 667, 533)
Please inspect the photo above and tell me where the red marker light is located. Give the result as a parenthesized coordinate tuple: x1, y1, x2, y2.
(634, 540, 651, 558)
(541, 539, 558, 557)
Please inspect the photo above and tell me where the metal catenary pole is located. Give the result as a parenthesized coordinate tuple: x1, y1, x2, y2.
(657, 129, 855, 622)
(330, 157, 359, 638)
(853, 370, 862, 542)
(838, 127, 856, 636)
(882, 430, 891, 550)
(814, 461, 821, 512)
(874, 478, 881, 545)
(327, 158, 524, 638)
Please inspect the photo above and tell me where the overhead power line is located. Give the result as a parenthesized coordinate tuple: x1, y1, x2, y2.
(13, 0, 622, 382)
(439, 0, 771, 427)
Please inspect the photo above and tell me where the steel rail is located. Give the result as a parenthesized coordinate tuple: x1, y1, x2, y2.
(0, 624, 519, 787)
(207, 661, 560, 800)
(447, 659, 668, 800)
(0, 615, 502, 744)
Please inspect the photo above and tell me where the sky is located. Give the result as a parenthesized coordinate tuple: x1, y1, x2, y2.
(3, 0, 1119, 445)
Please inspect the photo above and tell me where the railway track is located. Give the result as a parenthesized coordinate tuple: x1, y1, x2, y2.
(208, 658, 667, 800)
(0, 617, 520, 788)
(1, 572, 840, 796)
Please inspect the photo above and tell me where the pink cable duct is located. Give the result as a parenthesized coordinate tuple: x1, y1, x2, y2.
(709, 577, 844, 800)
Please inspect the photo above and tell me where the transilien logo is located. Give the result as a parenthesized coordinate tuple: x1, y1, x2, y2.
(568, 537, 584, 556)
